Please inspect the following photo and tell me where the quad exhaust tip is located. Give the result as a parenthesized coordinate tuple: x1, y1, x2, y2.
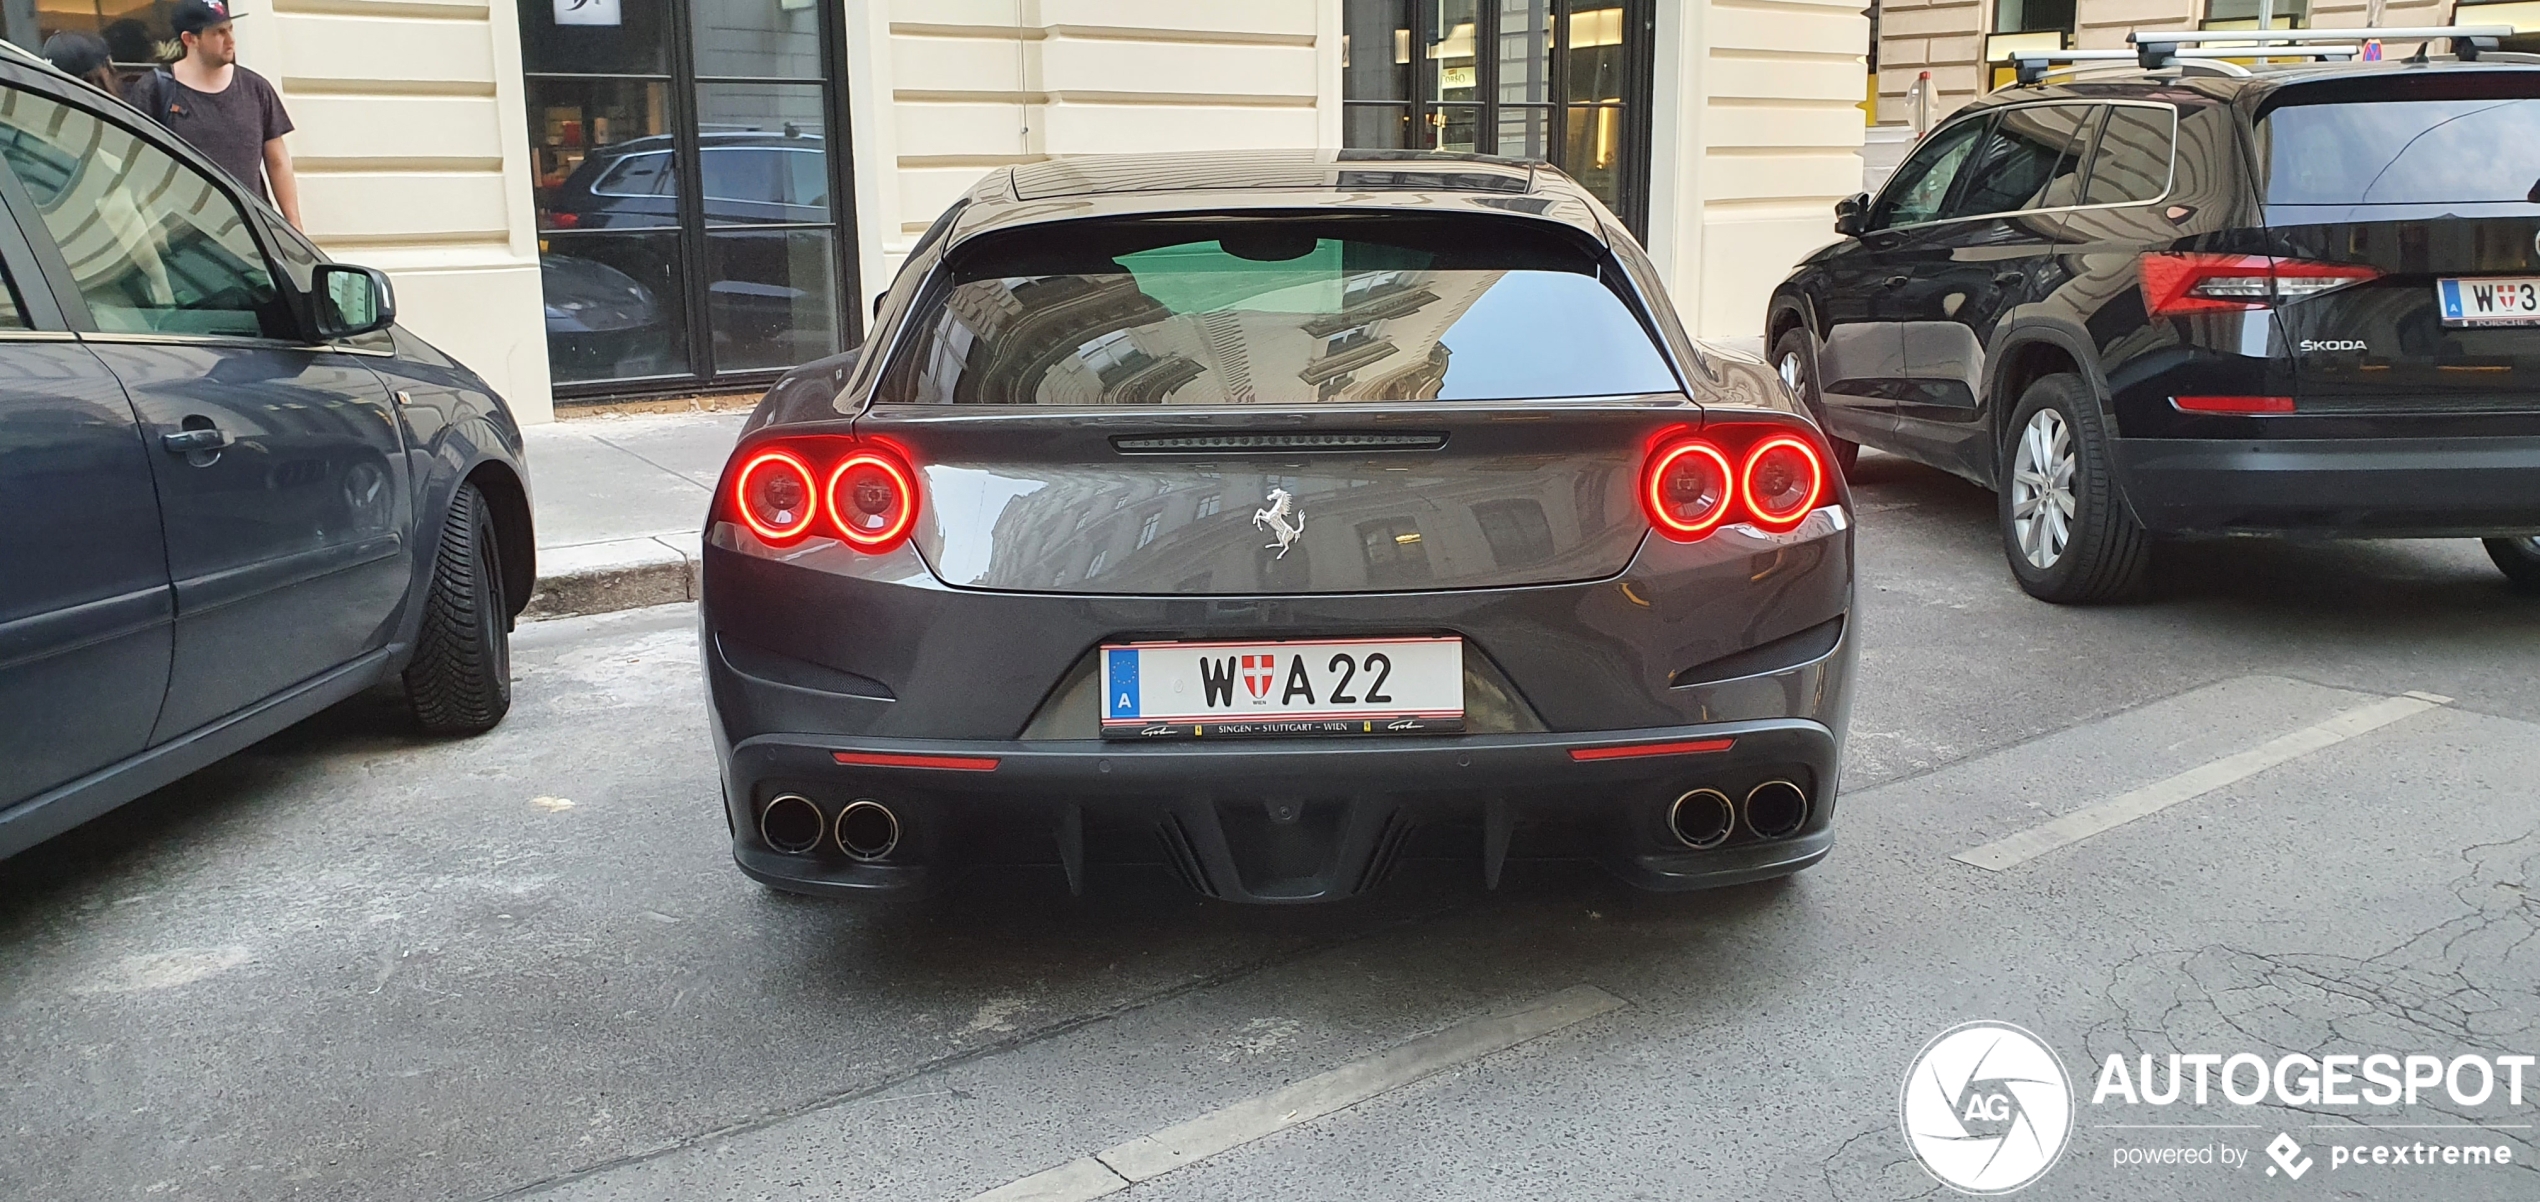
(760, 793, 824, 854)
(1744, 780, 1808, 839)
(836, 798, 901, 861)
(1668, 788, 1736, 849)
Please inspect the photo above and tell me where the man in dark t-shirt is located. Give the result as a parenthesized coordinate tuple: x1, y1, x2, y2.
(126, 0, 302, 227)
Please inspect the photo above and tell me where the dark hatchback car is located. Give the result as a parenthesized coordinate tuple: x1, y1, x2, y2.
(0, 48, 532, 859)
(702, 150, 1857, 904)
(1770, 47, 2540, 602)
(538, 131, 836, 376)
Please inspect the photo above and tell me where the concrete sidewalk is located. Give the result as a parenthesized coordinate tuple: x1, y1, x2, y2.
(521, 409, 749, 619)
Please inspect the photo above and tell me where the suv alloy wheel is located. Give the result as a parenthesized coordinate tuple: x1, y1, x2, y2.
(1998, 374, 2151, 603)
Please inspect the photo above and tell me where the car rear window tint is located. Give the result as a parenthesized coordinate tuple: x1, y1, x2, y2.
(2079, 106, 2174, 206)
(877, 217, 1679, 405)
(2260, 83, 2540, 205)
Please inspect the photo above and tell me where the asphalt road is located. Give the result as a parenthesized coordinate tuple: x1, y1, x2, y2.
(7, 450, 2540, 1202)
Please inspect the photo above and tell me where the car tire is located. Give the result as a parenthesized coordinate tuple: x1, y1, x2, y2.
(1772, 328, 1859, 477)
(2487, 536, 2540, 592)
(1998, 373, 2150, 604)
(405, 481, 513, 733)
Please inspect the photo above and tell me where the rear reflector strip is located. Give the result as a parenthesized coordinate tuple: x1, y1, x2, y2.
(2172, 395, 2296, 414)
(1568, 738, 1737, 762)
(832, 751, 1001, 772)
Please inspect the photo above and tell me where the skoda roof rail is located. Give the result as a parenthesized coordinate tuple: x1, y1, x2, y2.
(2128, 24, 2519, 68)
(2007, 45, 2361, 85)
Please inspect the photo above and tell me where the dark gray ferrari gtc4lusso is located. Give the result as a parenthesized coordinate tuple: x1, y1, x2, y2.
(700, 150, 1857, 903)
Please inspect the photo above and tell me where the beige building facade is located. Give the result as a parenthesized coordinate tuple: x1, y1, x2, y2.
(1875, 0, 2540, 127)
(11, 0, 1875, 421)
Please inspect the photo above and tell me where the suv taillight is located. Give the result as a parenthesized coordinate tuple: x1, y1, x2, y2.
(723, 437, 920, 551)
(2140, 253, 2381, 316)
(1642, 422, 1832, 541)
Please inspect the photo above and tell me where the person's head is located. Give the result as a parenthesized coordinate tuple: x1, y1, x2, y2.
(169, 0, 240, 67)
(39, 30, 117, 93)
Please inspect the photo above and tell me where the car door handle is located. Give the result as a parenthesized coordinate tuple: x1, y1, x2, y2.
(161, 426, 229, 454)
(1881, 275, 1910, 288)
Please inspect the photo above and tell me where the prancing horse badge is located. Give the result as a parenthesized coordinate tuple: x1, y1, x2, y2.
(1253, 487, 1305, 558)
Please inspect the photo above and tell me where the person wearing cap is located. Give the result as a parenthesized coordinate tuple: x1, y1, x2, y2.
(39, 31, 121, 96)
(126, 0, 301, 228)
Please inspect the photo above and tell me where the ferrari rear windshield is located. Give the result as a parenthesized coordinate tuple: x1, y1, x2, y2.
(875, 216, 1680, 406)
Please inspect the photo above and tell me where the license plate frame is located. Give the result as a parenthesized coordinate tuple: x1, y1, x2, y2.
(1098, 636, 1464, 739)
(2437, 276, 2540, 327)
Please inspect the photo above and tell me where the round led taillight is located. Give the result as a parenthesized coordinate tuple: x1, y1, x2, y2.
(825, 450, 918, 550)
(1644, 439, 1736, 540)
(734, 449, 819, 542)
(1741, 436, 1826, 530)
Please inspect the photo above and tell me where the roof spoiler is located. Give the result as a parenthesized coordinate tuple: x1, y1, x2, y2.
(2128, 25, 2518, 69)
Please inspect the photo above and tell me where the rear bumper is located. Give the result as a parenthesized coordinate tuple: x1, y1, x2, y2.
(723, 718, 1839, 903)
(2114, 436, 2540, 536)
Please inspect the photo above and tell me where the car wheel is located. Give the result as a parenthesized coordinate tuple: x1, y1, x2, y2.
(1772, 328, 1859, 477)
(404, 481, 513, 733)
(2487, 536, 2540, 592)
(1998, 373, 2150, 604)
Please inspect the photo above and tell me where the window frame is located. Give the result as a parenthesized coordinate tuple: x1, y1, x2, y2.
(522, 0, 862, 399)
(0, 70, 315, 348)
(1340, 0, 1657, 236)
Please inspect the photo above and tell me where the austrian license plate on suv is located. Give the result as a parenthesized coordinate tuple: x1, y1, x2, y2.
(2438, 277, 2540, 326)
(1100, 637, 1464, 738)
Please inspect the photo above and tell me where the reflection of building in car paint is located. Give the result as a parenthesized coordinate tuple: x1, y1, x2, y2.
(969, 455, 1630, 596)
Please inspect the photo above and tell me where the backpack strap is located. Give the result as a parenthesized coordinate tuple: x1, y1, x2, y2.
(142, 68, 176, 124)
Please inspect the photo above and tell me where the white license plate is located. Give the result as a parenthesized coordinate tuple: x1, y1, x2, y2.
(1099, 636, 1463, 738)
(2438, 277, 2540, 326)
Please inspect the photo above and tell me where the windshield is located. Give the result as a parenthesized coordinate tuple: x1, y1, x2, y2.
(2260, 82, 2540, 206)
(876, 217, 1679, 405)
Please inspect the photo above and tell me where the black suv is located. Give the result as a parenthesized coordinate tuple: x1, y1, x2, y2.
(1770, 52, 2540, 601)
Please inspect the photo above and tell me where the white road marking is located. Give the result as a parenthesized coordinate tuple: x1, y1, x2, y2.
(1954, 692, 2452, 872)
(966, 984, 1626, 1202)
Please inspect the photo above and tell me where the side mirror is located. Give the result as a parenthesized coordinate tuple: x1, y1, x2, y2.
(1833, 193, 1870, 238)
(314, 264, 396, 339)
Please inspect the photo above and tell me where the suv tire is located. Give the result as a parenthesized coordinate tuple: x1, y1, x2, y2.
(1772, 328, 1859, 477)
(1998, 374, 2150, 604)
(405, 481, 513, 733)
(2487, 536, 2540, 592)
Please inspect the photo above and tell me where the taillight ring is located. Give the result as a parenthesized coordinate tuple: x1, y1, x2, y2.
(1740, 434, 1827, 531)
(1644, 439, 1737, 540)
(734, 449, 820, 543)
(824, 450, 919, 549)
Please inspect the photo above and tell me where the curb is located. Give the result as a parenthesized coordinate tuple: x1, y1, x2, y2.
(524, 533, 704, 621)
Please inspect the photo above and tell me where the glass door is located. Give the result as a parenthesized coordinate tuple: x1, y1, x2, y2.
(521, 0, 857, 397)
(1342, 0, 1653, 233)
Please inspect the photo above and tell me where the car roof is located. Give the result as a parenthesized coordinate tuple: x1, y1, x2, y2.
(584, 131, 826, 158)
(1979, 56, 2540, 111)
(939, 148, 1621, 250)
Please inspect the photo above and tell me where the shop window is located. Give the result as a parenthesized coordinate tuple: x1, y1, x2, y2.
(2201, 0, 2309, 28)
(1341, 0, 1654, 234)
(521, 0, 856, 396)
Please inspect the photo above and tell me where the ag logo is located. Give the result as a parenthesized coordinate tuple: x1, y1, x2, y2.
(1901, 1021, 2073, 1194)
